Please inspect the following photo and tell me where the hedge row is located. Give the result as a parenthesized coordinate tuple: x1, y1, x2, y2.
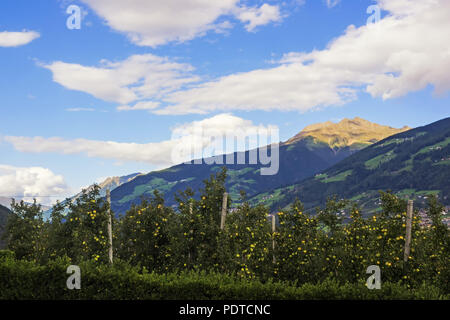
(0, 253, 447, 300)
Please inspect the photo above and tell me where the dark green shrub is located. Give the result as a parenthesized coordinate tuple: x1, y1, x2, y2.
(0, 258, 448, 300)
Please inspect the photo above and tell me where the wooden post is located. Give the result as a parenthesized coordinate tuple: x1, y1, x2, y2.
(106, 189, 113, 264)
(272, 214, 276, 264)
(220, 192, 228, 230)
(188, 201, 193, 263)
(403, 200, 413, 263)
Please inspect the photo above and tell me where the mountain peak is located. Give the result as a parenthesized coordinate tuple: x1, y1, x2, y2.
(285, 117, 411, 149)
(98, 173, 142, 190)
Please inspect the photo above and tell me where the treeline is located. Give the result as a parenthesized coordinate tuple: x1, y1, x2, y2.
(0, 204, 9, 249)
(1, 168, 449, 294)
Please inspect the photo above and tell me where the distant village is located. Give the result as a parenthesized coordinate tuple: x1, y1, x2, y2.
(257, 193, 450, 228)
(418, 207, 450, 228)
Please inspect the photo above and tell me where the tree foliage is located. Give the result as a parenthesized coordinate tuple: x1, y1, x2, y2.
(3, 168, 449, 294)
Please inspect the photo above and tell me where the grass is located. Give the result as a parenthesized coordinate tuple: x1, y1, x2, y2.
(248, 186, 295, 208)
(119, 177, 195, 204)
(395, 189, 417, 197)
(376, 132, 427, 149)
(365, 151, 396, 169)
(433, 159, 450, 166)
(415, 190, 441, 196)
(395, 189, 440, 198)
(318, 170, 353, 183)
(414, 137, 450, 157)
(227, 167, 255, 179)
(286, 145, 296, 151)
(314, 173, 328, 180)
(398, 165, 413, 172)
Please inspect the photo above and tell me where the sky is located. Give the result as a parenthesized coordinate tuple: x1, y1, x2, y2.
(0, 0, 449, 205)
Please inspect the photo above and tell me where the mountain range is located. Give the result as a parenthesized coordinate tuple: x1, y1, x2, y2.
(42, 173, 141, 219)
(0, 197, 13, 209)
(107, 117, 410, 215)
(9, 116, 450, 222)
(0, 197, 51, 212)
(2, 116, 448, 248)
(250, 117, 450, 214)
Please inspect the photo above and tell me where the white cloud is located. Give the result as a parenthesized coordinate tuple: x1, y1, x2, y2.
(0, 30, 40, 47)
(66, 107, 95, 112)
(81, 0, 282, 47)
(117, 101, 160, 112)
(4, 114, 277, 167)
(0, 165, 68, 205)
(157, 62, 360, 115)
(325, 0, 340, 8)
(235, 4, 283, 32)
(40, 0, 449, 115)
(43, 54, 200, 104)
(156, 0, 450, 114)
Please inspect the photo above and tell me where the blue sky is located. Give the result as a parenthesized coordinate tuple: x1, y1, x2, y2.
(0, 0, 449, 204)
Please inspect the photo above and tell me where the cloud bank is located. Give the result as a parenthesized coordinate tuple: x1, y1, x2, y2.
(158, 0, 450, 114)
(43, 0, 450, 115)
(43, 54, 199, 105)
(4, 114, 278, 167)
(81, 0, 284, 47)
(0, 30, 40, 47)
(0, 165, 68, 204)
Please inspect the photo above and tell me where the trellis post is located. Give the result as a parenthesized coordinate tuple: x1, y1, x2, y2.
(106, 189, 113, 264)
(403, 200, 413, 263)
(220, 192, 228, 230)
(272, 214, 276, 264)
(188, 201, 193, 263)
